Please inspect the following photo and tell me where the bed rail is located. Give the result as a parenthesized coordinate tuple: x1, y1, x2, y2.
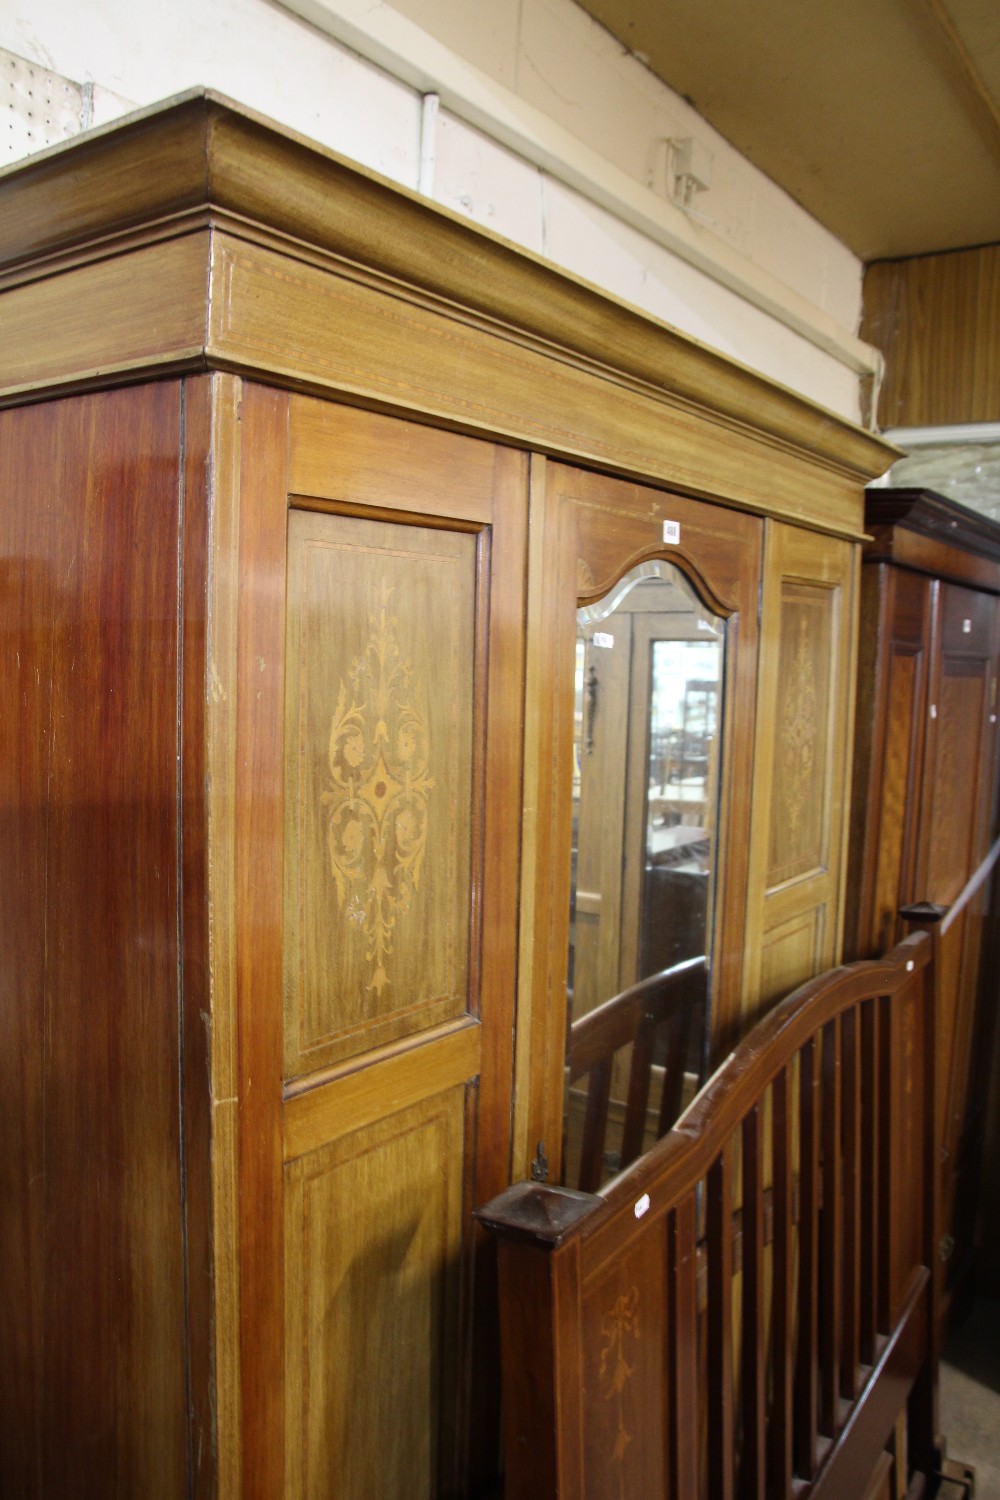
(566, 957, 707, 1191)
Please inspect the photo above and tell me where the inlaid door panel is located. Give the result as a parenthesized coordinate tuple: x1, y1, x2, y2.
(744, 521, 857, 1021)
(275, 396, 527, 1498)
(284, 510, 475, 1076)
(766, 581, 835, 886)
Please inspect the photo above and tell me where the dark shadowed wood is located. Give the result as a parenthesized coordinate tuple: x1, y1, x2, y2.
(809, 1273, 928, 1500)
(846, 563, 931, 963)
(0, 386, 189, 1497)
(769, 1063, 795, 1497)
(859, 999, 881, 1365)
(706, 1145, 735, 1500)
(908, 942, 942, 1479)
(179, 374, 218, 1499)
(473, 1187, 600, 1497)
(819, 1016, 843, 1437)
(877, 994, 896, 1333)
(496, 1243, 572, 1497)
(740, 1101, 767, 1499)
(483, 936, 940, 1500)
(621, 1019, 658, 1166)
(578, 1059, 614, 1193)
(668, 1195, 699, 1500)
(567, 959, 707, 1191)
(841, 1004, 862, 1402)
(795, 1037, 821, 1478)
(0, 404, 48, 1498)
(234, 382, 289, 1497)
(850, 489, 1000, 1341)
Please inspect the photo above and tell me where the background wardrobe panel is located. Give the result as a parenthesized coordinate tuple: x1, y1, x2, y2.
(848, 487, 1000, 1321)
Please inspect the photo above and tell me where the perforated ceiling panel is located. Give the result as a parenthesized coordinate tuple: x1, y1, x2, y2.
(3, 49, 83, 163)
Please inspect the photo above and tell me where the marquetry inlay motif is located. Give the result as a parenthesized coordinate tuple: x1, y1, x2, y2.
(283, 509, 476, 1076)
(768, 583, 833, 887)
(780, 613, 819, 846)
(599, 1286, 640, 1472)
(323, 580, 434, 997)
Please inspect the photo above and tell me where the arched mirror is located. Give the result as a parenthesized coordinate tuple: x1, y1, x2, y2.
(563, 558, 725, 1189)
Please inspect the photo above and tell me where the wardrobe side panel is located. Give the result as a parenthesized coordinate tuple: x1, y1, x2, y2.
(0, 386, 189, 1498)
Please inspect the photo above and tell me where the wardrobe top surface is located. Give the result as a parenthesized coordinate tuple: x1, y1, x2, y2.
(0, 88, 893, 486)
(865, 487, 1000, 566)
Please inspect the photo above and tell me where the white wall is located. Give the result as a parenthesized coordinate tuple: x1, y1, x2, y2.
(1, 0, 872, 421)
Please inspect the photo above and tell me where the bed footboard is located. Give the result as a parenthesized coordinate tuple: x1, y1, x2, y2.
(478, 934, 939, 1499)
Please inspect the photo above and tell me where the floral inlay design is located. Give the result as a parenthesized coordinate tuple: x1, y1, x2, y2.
(781, 611, 819, 844)
(599, 1286, 640, 1475)
(321, 580, 434, 995)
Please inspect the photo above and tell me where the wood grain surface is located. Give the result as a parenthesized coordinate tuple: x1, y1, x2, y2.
(179, 373, 219, 1500)
(849, 496, 1000, 1334)
(284, 1089, 467, 1499)
(0, 384, 189, 1496)
(280, 397, 527, 1497)
(863, 244, 1000, 427)
(482, 935, 937, 1500)
(743, 522, 858, 1024)
(233, 382, 290, 1498)
(283, 510, 475, 1075)
(0, 92, 908, 1500)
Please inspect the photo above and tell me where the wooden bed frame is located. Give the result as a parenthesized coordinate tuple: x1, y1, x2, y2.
(565, 958, 707, 1193)
(479, 933, 941, 1498)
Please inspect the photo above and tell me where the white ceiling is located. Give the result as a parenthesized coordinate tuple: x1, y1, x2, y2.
(576, 0, 1000, 261)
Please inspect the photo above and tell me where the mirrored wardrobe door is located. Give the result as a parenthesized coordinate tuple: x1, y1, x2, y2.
(566, 562, 727, 1187)
(514, 460, 763, 1188)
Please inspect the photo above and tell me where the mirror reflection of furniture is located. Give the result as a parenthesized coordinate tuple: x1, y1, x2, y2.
(563, 957, 707, 1191)
(566, 560, 722, 1182)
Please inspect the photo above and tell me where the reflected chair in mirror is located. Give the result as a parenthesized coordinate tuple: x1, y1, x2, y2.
(563, 956, 707, 1191)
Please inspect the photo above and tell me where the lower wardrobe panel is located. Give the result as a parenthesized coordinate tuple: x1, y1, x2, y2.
(284, 1088, 469, 1499)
